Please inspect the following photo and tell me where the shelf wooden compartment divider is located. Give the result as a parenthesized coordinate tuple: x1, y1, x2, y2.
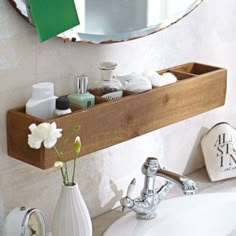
(7, 62, 227, 169)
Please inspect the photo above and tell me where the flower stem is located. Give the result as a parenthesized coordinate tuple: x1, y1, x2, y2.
(53, 146, 67, 185)
(64, 162, 69, 185)
(72, 154, 77, 184)
(59, 126, 80, 154)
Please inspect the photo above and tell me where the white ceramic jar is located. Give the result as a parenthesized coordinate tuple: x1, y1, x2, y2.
(26, 82, 57, 119)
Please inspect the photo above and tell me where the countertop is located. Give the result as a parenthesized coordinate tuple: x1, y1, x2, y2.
(92, 168, 236, 236)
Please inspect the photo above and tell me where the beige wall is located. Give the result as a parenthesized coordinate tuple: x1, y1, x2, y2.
(1, 0, 236, 233)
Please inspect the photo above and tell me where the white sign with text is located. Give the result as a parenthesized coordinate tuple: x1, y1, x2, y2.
(201, 122, 236, 182)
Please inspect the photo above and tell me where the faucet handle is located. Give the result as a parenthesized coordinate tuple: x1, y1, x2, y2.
(142, 157, 161, 176)
(156, 180, 175, 201)
(121, 178, 136, 213)
(126, 178, 136, 198)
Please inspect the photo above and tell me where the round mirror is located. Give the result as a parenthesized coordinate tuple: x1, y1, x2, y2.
(9, 0, 203, 44)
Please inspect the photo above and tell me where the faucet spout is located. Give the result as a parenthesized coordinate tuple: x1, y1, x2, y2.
(142, 157, 197, 195)
(157, 168, 197, 195)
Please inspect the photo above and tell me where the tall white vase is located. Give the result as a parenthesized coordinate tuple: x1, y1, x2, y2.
(52, 183, 92, 236)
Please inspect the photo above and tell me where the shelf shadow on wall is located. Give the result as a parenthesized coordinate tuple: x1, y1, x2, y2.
(81, 154, 123, 217)
(183, 126, 209, 175)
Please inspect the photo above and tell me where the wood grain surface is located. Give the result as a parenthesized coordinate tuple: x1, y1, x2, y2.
(7, 63, 227, 169)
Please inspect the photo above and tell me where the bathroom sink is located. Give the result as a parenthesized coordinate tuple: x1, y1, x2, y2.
(103, 193, 236, 236)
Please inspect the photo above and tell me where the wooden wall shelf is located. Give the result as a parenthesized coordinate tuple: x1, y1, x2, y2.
(7, 62, 227, 169)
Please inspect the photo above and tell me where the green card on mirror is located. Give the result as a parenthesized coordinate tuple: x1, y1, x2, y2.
(28, 0, 80, 42)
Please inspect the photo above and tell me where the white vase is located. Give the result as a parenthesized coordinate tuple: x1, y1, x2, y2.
(52, 183, 92, 236)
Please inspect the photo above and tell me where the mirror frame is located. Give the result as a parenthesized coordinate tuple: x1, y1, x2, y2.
(8, 0, 203, 44)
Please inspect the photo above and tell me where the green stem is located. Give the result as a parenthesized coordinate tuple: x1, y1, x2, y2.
(72, 154, 77, 184)
(53, 146, 67, 185)
(64, 162, 69, 185)
(54, 125, 80, 186)
(59, 127, 79, 154)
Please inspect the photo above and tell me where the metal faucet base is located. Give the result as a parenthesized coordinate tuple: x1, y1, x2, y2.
(137, 212, 157, 220)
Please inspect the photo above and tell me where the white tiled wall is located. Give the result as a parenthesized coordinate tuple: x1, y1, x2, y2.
(1, 0, 236, 232)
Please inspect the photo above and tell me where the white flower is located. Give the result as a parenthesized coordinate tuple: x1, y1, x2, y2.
(28, 122, 62, 149)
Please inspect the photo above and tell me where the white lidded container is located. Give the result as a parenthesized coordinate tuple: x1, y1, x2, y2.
(26, 82, 57, 119)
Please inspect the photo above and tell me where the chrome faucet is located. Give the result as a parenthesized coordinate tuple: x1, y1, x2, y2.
(120, 157, 197, 220)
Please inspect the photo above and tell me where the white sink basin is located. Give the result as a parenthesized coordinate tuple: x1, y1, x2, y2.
(103, 193, 236, 236)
